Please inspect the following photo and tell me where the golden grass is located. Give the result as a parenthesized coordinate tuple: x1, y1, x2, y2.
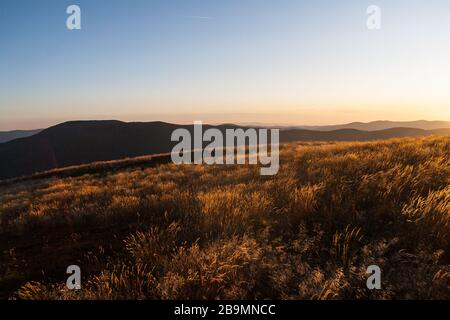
(0, 135, 449, 299)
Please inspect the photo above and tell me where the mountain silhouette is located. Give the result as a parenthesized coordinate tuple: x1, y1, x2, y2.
(296, 120, 450, 131)
(0, 120, 449, 180)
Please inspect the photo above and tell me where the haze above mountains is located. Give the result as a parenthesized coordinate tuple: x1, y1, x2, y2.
(0, 120, 449, 180)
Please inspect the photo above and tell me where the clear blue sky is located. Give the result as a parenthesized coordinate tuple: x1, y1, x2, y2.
(1, 0, 450, 130)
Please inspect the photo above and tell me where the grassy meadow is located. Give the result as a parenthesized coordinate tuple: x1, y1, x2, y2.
(0, 135, 449, 299)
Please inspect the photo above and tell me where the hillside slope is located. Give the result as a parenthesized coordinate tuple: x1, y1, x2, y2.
(1, 120, 449, 180)
(0, 135, 449, 299)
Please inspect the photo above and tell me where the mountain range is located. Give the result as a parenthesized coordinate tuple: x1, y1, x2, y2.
(0, 120, 449, 180)
(293, 120, 450, 131)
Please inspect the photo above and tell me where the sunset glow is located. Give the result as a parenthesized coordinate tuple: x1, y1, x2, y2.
(1, 0, 450, 130)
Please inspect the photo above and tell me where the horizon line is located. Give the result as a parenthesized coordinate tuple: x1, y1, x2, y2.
(2, 118, 450, 132)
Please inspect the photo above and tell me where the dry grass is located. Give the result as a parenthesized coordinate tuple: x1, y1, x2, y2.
(0, 135, 449, 300)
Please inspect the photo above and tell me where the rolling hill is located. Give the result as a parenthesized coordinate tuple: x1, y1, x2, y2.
(0, 120, 449, 180)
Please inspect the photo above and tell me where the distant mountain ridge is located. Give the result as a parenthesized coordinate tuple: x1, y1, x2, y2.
(2, 120, 448, 143)
(0, 120, 449, 180)
(0, 129, 42, 143)
(294, 120, 450, 132)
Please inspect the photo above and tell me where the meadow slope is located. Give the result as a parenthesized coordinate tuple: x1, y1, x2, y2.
(0, 136, 449, 299)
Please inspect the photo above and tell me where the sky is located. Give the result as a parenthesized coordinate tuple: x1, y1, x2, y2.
(1, 0, 450, 130)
